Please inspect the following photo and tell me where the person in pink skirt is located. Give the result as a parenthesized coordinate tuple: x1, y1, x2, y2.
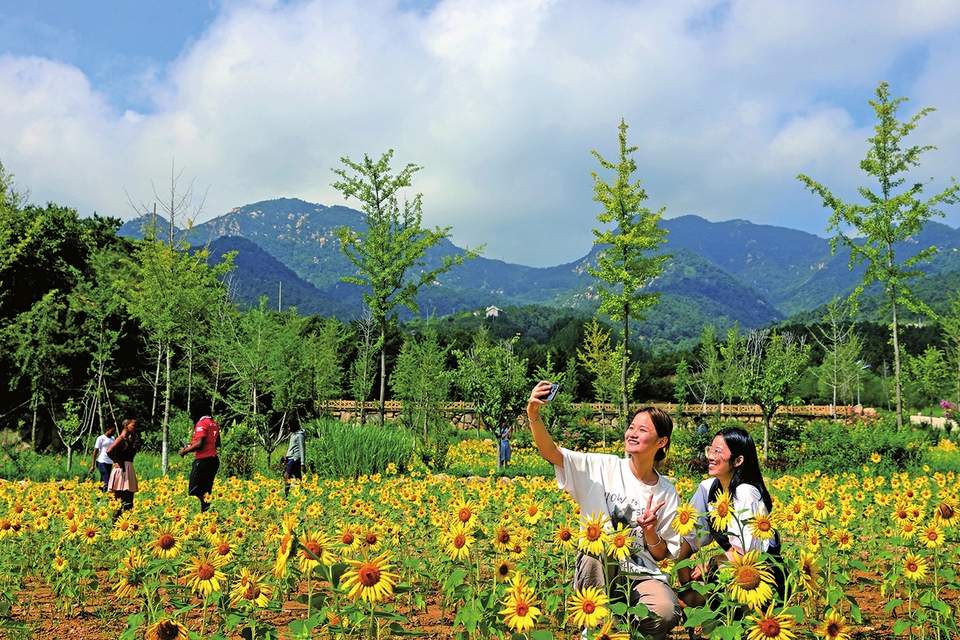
(106, 418, 141, 517)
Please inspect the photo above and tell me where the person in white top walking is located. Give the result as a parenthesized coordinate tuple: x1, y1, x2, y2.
(89, 425, 116, 492)
(526, 380, 682, 640)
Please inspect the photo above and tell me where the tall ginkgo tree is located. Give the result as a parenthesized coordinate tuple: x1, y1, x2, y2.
(798, 82, 959, 429)
(589, 120, 670, 416)
(332, 150, 481, 428)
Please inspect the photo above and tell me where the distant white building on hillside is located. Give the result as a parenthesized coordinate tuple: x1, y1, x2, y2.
(485, 305, 502, 318)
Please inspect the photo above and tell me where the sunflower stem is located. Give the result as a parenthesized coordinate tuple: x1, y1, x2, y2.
(306, 571, 313, 620)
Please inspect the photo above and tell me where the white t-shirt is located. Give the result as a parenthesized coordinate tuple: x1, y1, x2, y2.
(683, 478, 773, 555)
(94, 434, 115, 464)
(556, 448, 681, 582)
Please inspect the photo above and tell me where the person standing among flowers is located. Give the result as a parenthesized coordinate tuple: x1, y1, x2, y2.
(179, 415, 221, 513)
(526, 380, 682, 640)
(89, 424, 116, 493)
(282, 423, 306, 495)
(495, 419, 511, 469)
(676, 426, 782, 609)
(106, 419, 141, 516)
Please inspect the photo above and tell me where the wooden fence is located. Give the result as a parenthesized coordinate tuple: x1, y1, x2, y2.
(319, 400, 838, 428)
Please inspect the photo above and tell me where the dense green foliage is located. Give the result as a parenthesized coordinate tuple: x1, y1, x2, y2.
(305, 418, 415, 479)
(799, 81, 960, 428)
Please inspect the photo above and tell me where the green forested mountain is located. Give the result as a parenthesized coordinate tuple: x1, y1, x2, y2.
(118, 198, 960, 348)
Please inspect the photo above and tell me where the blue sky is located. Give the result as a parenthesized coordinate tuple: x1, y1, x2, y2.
(2, 0, 959, 266)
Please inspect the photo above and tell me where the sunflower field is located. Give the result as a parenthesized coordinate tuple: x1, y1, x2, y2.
(1, 433, 959, 639)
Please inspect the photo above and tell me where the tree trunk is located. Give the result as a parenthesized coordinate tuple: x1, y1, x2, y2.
(162, 344, 172, 475)
(762, 410, 772, 463)
(30, 392, 39, 447)
(378, 316, 387, 428)
(891, 291, 904, 430)
(601, 405, 607, 448)
(620, 316, 630, 419)
(186, 340, 193, 420)
(152, 339, 162, 424)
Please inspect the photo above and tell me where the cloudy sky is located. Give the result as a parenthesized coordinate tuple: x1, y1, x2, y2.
(2, 0, 959, 266)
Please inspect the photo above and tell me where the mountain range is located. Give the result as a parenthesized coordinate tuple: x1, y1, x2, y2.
(118, 198, 960, 349)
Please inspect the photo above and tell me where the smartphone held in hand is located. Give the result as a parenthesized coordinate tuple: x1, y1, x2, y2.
(544, 383, 559, 403)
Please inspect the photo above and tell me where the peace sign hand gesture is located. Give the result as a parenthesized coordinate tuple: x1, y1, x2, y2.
(637, 492, 665, 534)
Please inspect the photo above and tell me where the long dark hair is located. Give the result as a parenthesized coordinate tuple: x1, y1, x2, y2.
(634, 406, 673, 463)
(707, 426, 773, 550)
(707, 426, 773, 512)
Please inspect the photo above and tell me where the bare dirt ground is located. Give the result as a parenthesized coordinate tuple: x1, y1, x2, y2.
(3, 570, 922, 640)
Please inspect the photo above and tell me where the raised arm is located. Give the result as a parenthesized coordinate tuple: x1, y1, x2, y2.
(526, 381, 564, 467)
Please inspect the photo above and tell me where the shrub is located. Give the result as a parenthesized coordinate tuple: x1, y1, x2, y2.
(785, 411, 930, 475)
(219, 419, 259, 480)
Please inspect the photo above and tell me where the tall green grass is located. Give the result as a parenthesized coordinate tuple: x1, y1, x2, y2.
(305, 418, 416, 479)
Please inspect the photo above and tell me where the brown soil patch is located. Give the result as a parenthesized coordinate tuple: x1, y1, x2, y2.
(2, 570, 947, 638)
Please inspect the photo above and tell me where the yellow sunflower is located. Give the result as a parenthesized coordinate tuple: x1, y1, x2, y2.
(442, 521, 475, 562)
(606, 523, 634, 562)
(577, 512, 611, 557)
(360, 526, 383, 552)
(492, 522, 518, 554)
(797, 550, 821, 595)
(567, 585, 610, 629)
(593, 618, 629, 640)
(709, 488, 735, 531)
(52, 556, 68, 572)
(746, 604, 797, 640)
(500, 585, 540, 633)
(229, 567, 274, 608)
(493, 558, 516, 582)
(919, 523, 945, 549)
(183, 548, 228, 597)
(341, 551, 401, 604)
(933, 496, 958, 528)
(672, 502, 699, 537)
(114, 548, 146, 600)
(747, 511, 777, 542)
(337, 524, 364, 553)
(553, 523, 576, 551)
(902, 552, 927, 582)
(273, 528, 295, 578)
(80, 523, 100, 545)
(833, 529, 853, 551)
(809, 493, 833, 520)
(298, 530, 336, 573)
(724, 550, 776, 610)
(144, 619, 188, 640)
(870, 452, 882, 464)
(110, 512, 138, 541)
(523, 499, 544, 525)
(210, 535, 235, 563)
(818, 610, 852, 640)
(149, 524, 183, 559)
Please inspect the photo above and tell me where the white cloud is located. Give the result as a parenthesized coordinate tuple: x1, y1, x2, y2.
(1, 0, 959, 266)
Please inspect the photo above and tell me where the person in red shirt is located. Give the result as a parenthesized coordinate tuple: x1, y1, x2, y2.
(179, 415, 220, 513)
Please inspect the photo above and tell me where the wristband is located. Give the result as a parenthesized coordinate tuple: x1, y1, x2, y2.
(645, 534, 664, 549)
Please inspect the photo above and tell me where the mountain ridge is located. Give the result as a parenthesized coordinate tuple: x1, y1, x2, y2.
(118, 198, 960, 348)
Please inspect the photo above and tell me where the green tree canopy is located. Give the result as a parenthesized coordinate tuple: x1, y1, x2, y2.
(332, 150, 481, 427)
(589, 120, 670, 415)
(798, 81, 959, 429)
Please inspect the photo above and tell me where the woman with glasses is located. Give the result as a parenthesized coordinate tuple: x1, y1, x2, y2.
(526, 380, 682, 640)
(676, 426, 780, 608)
